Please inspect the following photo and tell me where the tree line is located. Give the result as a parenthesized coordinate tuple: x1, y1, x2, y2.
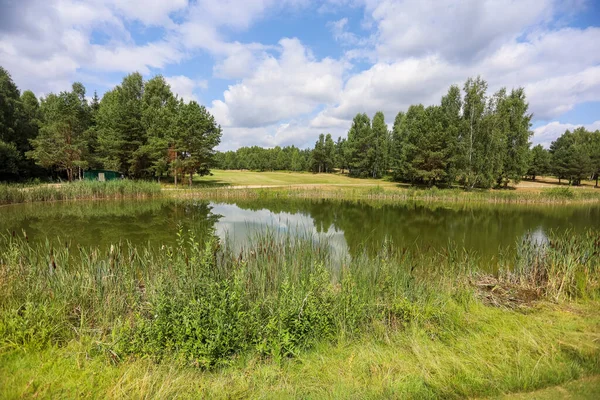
(216, 76, 599, 188)
(0, 66, 222, 184)
(2, 66, 598, 188)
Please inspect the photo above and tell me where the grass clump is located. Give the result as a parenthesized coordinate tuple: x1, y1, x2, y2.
(0, 229, 599, 398)
(0, 180, 161, 205)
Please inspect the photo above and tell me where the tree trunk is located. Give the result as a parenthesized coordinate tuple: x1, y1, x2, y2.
(174, 171, 178, 187)
(189, 172, 193, 187)
(596, 174, 598, 188)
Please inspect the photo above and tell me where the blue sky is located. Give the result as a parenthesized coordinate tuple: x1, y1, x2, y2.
(1, 0, 599, 149)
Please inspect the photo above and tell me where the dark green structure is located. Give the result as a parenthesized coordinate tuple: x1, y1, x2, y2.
(83, 170, 121, 181)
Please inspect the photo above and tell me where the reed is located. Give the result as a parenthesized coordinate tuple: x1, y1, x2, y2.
(174, 185, 600, 204)
(1, 228, 598, 363)
(0, 180, 161, 205)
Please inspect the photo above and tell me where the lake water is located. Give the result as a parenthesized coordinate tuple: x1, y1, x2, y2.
(1, 198, 599, 263)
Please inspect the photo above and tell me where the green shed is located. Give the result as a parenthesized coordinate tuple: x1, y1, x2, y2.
(83, 170, 122, 181)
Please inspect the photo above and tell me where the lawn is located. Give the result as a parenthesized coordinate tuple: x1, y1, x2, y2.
(191, 169, 395, 187)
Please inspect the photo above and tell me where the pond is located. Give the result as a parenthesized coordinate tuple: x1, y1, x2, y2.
(1, 198, 599, 265)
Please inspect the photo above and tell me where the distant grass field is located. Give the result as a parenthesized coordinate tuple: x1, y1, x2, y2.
(191, 170, 599, 192)
(191, 169, 395, 187)
(165, 170, 600, 204)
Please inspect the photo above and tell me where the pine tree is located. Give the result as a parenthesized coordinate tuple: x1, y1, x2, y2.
(347, 113, 372, 177)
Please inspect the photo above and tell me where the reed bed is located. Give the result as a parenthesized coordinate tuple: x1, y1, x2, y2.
(1, 229, 598, 361)
(1, 229, 599, 398)
(175, 185, 600, 204)
(0, 180, 161, 205)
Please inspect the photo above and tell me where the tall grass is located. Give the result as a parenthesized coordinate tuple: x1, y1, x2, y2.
(1, 228, 598, 363)
(1, 229, 599, 397)
(0, 180, 161, 205)
(176, 185, 600, 204)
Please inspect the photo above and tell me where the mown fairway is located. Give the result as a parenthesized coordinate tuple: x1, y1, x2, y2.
(192, 169, 394, 187)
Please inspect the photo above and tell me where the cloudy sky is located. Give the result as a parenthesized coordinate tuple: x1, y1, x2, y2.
(1, 0, 599, 149)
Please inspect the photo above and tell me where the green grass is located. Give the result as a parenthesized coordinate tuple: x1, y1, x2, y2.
(1, 303, 599, 399)
(500, 375, 600, 399)
(176, 183, 600, 204)
(190, 169, 392, 187)
(0, 180, 161, 205)
(1, 228, 599, 398)
(168, 170, 600, 204)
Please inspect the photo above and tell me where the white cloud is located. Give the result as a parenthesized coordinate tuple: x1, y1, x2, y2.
(165, 75, 208, 102)
(533, 120, 600, 148)
(218, 117, 346, 150)
(210, 38, 346, 128)
(314, 23, 600, 128)
(364, 0, 557, 62)
(1, 0, 599, 152)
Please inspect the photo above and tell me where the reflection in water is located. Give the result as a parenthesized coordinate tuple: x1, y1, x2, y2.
(211, 203, 349, 262)
(0, 198, 598, 263)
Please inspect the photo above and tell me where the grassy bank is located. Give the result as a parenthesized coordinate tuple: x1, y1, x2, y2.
(0, 180, 161, 205)
(170, 170, 600, 204)
(1, 229, 599, 398)
(177, 184, 600, 204)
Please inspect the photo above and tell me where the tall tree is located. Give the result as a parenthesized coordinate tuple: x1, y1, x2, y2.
(462, 76, 488, 189)
(347, 113, 372, 177)
(440, 85, 463, 184)
(141, 75, 177, 181)
(96, 72, 146, 177)
(550, 129, 592, 185)
(0, 67, 23, 178)
(172, 100, 222, 186)
(590, 130, 600, 187)
(27, 83, 91, 181)
(371, 111, 389, 178)
(496, 88, 532, 186)
(324, 133, 336, 172)
(527, 144, 550, 181)
(391, 111, 406, 180)
(312, 134, 326, 173)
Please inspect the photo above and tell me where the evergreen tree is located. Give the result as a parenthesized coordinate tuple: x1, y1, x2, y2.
(324, 133, 336, 172)
(141, 75, 177, 181)
(440, 85, 463, 184)
(550, 129, 592, 185)
(371, 111, 389, 178)
(312, 134, 326, 173)
(27, 83, 91, 181)
(172, 101, 222, 186)
(96, 72, 145, 177)
(527, 144, 550, 181)
(347, 113, 372, 177)
(0, 67, 24, 178)
(391, 111, 406, 180)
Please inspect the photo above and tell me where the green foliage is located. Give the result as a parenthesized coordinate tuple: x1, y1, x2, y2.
(27, 84, 91, 181)
(1, 226, 599, 370)
(347, 113, 373, 177)
(216, 145, 311, 172)
(527, 144, 551, 180)
(0, 180, 161, 205)
(1, 66, 221, 183)
(550, 127, 597, 186)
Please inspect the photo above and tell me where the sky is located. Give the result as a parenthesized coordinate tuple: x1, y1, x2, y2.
(1, 0, 599, 150)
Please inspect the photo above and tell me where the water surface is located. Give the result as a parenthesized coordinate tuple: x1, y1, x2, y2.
(1, 198, 598, 263)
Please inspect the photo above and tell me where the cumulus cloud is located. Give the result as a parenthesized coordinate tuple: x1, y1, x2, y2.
(210, 38, 346, 128)
(165, 75, 208, 102)
(0, 0, 185, 94)
(364, 0, 558, 62)
(315, 23, 600, 129)
(2, 0, 599, 151)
